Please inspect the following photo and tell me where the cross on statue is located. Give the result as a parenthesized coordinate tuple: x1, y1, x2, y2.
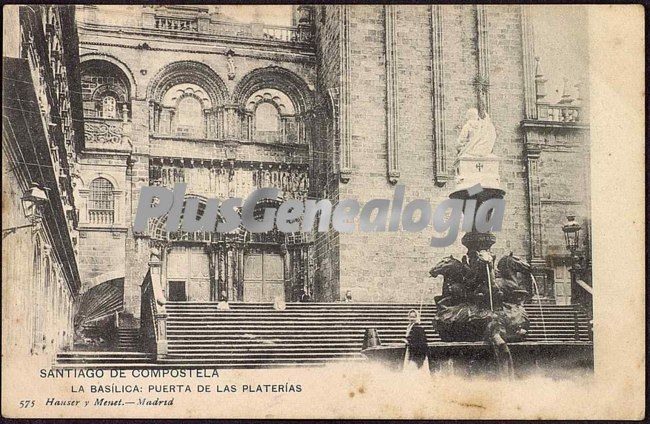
(475, 162, 484, 171)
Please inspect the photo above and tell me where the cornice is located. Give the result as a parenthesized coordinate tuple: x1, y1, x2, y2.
(521, 120, 590, 131)
(77, 24, 316, 63)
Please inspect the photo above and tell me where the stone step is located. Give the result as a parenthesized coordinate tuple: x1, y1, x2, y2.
(159, 356, 366, 364)
(165, 301, 576, 307)
(165, 328, 587, 335)
(165, 320, 588, 327)
(167, 344, 365, 349)
(164, 308, 576, 313)
(54, 362, 350, 369)
(59, 302, 591, 369)
(164, 351, 365, 358)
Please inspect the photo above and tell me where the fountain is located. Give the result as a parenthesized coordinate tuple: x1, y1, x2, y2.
(360, 109, 590, 376)
(432, 109, 531, 376)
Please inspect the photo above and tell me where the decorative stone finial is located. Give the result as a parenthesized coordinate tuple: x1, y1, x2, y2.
(559, 77, 573, 104)
(574, 82, 584, 104)
(534, 57, 547, 101)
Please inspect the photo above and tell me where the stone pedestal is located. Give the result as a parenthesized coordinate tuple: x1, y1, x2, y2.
(453, 155, 502, 193)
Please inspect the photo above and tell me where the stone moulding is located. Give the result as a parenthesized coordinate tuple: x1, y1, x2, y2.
(430, 5, 448, 187)
(338, 5, 352, 184)
(385, 5, 400, 185)
(475, 5, 491, 115)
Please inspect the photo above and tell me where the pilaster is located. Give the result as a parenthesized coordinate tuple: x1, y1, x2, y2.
(384, 5, 400, 185)
(430, 5, 448, 186)
(338, 5, 352, 183)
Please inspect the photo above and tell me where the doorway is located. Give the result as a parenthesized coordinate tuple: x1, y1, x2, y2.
(243, 251, 284, 302)
(553, 263, 572, 306)
(165, 245, 210, 301)
(168, 281, 187, 301)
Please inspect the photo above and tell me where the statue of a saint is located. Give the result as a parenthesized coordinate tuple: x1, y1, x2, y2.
(456, 108, 497, 158)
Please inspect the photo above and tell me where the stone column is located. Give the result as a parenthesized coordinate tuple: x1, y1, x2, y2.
(206, 244, 217, 301)
(237, 247, 245, 301)
(223, 106, 238, 139)
(524, 141, 552, 299)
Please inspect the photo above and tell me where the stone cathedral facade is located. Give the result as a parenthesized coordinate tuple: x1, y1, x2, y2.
(3, 5, 591, 345)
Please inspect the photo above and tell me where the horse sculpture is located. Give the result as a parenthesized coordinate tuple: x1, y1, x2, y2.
(429, 255, 494, 342)
(430, 255, 468, 306)
(430, 252, 533, 376)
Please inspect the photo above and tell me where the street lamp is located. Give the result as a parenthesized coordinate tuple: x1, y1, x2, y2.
(561, 214, 591, 311)
(2, 184, 49, 237)
(22, 184, 49, 221)
(562, 215, 582, 253)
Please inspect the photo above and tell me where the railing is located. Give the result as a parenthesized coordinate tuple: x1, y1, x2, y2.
(241, 114, 302, 145)
(262, 24, 312, 43)
(88, 209, 114, 225)
(78, 6, 314, 47)
(153, 113, 305, 145)
(140, 268, 168, 359)
(154, 16, 198, 32)
(571, 277, 593, 340)
(147, 15, 312, 46)
(575, 279, 593, 296)
(573, 278, 593, 312)
(536, 104, 581, 123)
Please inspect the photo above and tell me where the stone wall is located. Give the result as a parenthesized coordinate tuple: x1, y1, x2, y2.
(311, 5, 343, 301)
(77, 231, 126, 290)
(316, 5, 533, 302)
(2, 146, 75, 359)
(526, 127, 591, 259)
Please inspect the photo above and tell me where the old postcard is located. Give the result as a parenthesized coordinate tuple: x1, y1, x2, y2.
(2, 4, 644, 419)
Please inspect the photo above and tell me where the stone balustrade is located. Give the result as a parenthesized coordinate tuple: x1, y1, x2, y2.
(154, 16, 198, 32)
(536, 103, 581, 123)
(533, 58, 587, 124)
(78, 6, 315, 46)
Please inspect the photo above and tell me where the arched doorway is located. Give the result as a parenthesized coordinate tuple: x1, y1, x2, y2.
(145, 195, 311, 302)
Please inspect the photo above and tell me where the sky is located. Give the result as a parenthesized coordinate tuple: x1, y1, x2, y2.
(529, 6, 589, 104)
(219, 5, 293, 26)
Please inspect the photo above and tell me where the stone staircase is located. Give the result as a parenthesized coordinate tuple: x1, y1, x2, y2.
(116, 328, 140, 351)
(57, 302, 591, 369)
(56, 351, 155, 368)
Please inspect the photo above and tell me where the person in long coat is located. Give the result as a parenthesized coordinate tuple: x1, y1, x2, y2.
(404, 309, 429, 369)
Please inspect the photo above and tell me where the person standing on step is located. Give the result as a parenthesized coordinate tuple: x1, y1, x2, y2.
(299, 288, 311, 302)
(217, 290, 230, 310)
(343, 290, 353, 302)
(403, 309, 429, 371)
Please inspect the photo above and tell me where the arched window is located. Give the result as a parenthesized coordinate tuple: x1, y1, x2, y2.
(255, 103, 280, 132)
(175, 95, 203, 136)
(80, 60, 131, 119)
(88, 178, 114, 224)
(101, 95, 117, 119)
(243, 89, 298, 144)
